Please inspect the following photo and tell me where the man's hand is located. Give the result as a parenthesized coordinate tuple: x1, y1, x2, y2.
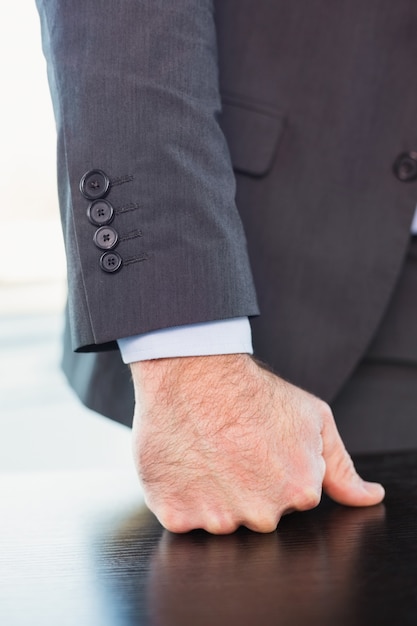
(130, 354, 384, 534)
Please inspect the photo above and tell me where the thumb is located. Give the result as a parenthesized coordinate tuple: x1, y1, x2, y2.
(321, 407, 385, 506)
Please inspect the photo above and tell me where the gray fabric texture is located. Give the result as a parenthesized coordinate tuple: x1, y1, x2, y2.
(35, 0, 259, 351)
(332, 236, 417, 453)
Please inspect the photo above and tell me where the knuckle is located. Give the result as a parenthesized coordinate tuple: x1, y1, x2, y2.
(157, 509, 191, 534)
(205, 518, 239, 535)
(316, 399, 334, 423)
(161, 510, 240, 535)
(292, 485, 322, 511)
(246, 514, 279, 534)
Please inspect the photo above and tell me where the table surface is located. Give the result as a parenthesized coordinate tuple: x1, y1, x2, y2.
(1, 451, 417, 626)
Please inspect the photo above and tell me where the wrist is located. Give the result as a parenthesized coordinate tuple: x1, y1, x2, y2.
(130, 353, 252, 403)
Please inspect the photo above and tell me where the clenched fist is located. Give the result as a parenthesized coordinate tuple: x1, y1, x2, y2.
(130, 354, 384, 534)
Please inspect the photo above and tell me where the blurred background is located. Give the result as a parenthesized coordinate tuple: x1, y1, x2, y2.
(0, 1, 133, 474)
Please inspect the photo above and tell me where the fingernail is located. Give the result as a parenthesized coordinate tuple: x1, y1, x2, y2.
(362, 481, 385, 499)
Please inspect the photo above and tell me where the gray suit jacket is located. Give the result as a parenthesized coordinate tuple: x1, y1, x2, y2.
(36, 0, 417, 426)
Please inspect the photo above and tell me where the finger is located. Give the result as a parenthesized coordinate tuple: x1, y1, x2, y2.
(320, 403, 385, 506)
(244, 514, 279, 534)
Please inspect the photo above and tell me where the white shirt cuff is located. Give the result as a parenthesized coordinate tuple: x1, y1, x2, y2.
(117, 317, 253, 363)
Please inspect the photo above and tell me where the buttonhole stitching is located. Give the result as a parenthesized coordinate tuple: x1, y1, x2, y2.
(115, 202, 141, 214)
(110, 175, 134, 187)
(121, 230, 143, 242)
(123, 253, 149, 266)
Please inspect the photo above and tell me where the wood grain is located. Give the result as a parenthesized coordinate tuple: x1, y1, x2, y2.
(1, 452, 416, 625)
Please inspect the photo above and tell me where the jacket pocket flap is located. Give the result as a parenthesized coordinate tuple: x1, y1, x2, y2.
(219, 96, 286, 177)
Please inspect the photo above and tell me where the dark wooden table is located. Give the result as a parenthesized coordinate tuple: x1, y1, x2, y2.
(1, 451, 417, 626)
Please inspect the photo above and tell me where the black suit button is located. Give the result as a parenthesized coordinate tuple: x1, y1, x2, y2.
(80, 169, 111, 199)
(93, 226, 119, 250)
(87, 200, 114, 226)
(100, 251, 122, 273)
(393, 152, 417, 182)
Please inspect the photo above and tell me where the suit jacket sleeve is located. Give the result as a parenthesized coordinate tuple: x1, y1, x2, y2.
(35, 0, 259, 352)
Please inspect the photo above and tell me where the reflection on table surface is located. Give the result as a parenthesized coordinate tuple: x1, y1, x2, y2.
(1, 451, 417, 626)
